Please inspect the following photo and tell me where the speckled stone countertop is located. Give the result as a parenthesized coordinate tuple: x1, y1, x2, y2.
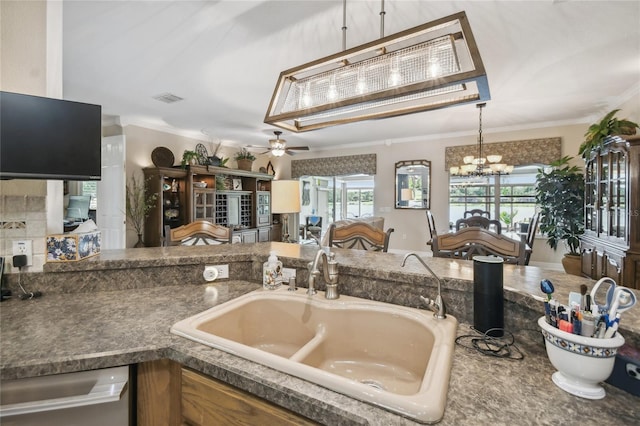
(1, 243, 639, 425)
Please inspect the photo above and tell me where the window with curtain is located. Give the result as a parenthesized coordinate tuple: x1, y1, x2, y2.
(449, 166, 538, 230)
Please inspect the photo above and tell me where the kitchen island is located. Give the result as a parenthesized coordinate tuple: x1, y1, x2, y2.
(1, 243, 639, 424)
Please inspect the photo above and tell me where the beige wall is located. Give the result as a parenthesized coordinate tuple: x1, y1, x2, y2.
(0, 0, 63, 273)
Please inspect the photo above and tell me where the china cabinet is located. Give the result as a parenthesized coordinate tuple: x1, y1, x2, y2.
(143, 167, 188, 247)
(143, 164, 274, 246)
(580, 135, 640, 289)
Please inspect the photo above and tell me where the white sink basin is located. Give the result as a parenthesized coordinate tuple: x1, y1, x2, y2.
(171, 287, 458, 423)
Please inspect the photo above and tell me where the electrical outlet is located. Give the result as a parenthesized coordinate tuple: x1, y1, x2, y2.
(12, 240, 33, 266)
(208, 264, 229, 279)
(282, 268, 296, 281)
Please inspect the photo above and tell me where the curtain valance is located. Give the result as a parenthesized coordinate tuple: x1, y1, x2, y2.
(291, 154, 376, 178)
(444, 137, 562, 171)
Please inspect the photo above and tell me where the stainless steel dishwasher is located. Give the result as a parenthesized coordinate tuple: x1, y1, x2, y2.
(0, 366, 130, 426)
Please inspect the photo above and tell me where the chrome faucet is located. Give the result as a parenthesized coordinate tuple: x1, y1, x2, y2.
(401, 252, 447, 319)
(307, 248, 340, 299)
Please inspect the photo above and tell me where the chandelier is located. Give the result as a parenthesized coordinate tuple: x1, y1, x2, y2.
(449, 103, 513, 176)
(264, 6, 489, 132)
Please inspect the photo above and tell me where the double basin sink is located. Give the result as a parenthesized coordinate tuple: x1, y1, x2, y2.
(171, 287, 458, 423)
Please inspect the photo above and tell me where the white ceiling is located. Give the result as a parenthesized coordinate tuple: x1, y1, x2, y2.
(62, 0, 640, 153)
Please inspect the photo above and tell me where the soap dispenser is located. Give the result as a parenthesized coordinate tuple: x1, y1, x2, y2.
(263, 251, 283, 290)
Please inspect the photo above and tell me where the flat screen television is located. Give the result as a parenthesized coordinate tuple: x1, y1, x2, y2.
(0, 91, 102, 180)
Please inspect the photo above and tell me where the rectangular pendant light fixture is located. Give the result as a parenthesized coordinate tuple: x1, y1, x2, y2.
(264, 11, 490, 133)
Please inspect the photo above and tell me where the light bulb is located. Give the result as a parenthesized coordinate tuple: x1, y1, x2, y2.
(302, 82, 312, 107)
(356, 67, 368, 94)
(388, 57, 401, 87)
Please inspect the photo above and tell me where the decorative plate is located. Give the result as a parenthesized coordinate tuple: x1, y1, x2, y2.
(151, 147, 175, 167)
(195, 143, 209, 165)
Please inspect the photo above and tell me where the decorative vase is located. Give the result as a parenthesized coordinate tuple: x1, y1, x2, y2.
(561, 253, 581, 276)
(237, 159, 253, 171)
(135, 234, 145, 248)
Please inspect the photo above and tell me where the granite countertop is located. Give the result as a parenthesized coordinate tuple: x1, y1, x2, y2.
(1, 244, 639, 424)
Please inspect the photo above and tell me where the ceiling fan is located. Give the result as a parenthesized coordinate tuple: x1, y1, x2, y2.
(248, 131, 309, 157)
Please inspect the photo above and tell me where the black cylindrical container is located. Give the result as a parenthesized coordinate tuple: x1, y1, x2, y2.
(473, 256, 504, 337)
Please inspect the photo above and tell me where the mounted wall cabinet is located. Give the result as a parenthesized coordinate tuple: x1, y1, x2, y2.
(580, 135, 640, 289)
(144, 164, 273, 246)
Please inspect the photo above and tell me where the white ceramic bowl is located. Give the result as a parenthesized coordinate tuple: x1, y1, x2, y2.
(538, 316, 625, 399)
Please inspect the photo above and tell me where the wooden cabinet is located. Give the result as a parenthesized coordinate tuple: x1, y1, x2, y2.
(216, 191, 252, 228)
(258, 226, 272, 242)
(234, 228, 258, 243)
(580, 135, 640, 289)
(137, 359, 316, 426)
(181, 367, 316, 426)
(193, 188, 215, 221)
(143, 167, 188, 247)
(144, 165, 274, 246)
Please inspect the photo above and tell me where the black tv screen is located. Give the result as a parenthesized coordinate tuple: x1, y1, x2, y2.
(0, 91, 102, 180)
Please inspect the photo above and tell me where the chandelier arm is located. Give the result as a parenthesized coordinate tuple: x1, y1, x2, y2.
(478, 103, 483, 173)
(449, 102, 512, 177)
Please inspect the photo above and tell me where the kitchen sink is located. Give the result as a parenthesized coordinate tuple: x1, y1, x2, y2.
(171, 287, 458, 423)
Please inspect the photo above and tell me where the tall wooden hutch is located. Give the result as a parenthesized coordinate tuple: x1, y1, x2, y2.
(143, 165, 276, 247)
(580, 135, 640, 289)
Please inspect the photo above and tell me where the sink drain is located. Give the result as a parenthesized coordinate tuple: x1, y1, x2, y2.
(360, 379, 386, 391)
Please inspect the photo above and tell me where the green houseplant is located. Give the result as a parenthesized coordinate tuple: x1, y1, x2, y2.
(181, 150, 199, 168)
(578, 109, 639, 159)
(535, 156, 584, 275)
(125, 175, 158, 247)
(234, 148, 256, 171)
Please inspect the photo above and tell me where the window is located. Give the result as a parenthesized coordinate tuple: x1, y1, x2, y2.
(300, 174, 375, 236)
(82, 181, 98, 210)
(449, 166, 538, 229)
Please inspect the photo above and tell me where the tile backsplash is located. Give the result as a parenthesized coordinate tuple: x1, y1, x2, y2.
(0, 195, 47, 273)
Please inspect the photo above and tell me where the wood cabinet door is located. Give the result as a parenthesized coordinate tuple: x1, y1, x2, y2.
(181, 368, 316, 426)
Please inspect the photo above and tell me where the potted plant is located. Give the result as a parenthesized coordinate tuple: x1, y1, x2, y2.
(181, 150, 199, 168)
(125, 174, 158, 247)
(499, 210, 518, 232)
(234, 148, 256, 171)
(535, 156, 585, 275)
(578, 109, 639, 159)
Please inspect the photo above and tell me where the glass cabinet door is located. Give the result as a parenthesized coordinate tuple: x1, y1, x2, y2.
(257, 191, 271, 226)
(585, 159, 597, 233)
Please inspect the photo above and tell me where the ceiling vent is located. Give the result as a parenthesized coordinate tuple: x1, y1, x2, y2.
(152, 93, 184, 104)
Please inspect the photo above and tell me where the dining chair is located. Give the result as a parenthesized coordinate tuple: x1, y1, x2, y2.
(463, 209, 490, 219)
(305, 215, 323, 241)
(432, 227, 526, 265)
(524, 212, 541, 265)
(328, 222, 394, 252)
(164, 220, 232, 246)
(426, 210, 437, 245)
(456, 216, 490, 230)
